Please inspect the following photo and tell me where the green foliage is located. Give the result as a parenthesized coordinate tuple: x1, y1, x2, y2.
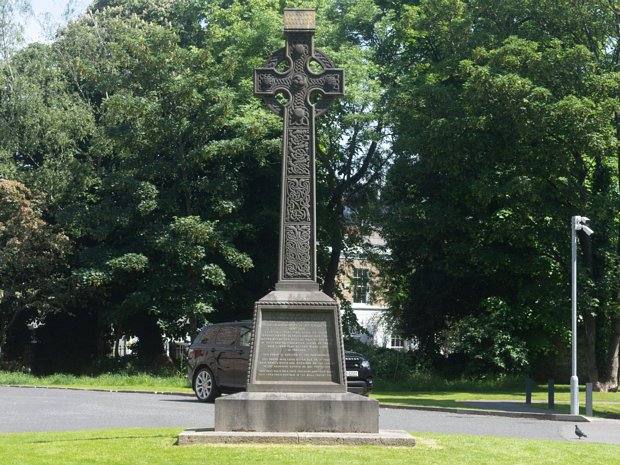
(444, 298, 529, 376)
(0, 1, 281, 364)
(0, 180, 70, 359)
(313, 0, 394, 299)
(374, 373, 528, 393)
(381, 0, 620, 381)
(345, 338, 423, 381)
(0, 0, 618, 382)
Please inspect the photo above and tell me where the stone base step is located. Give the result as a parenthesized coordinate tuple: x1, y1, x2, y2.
(178, 429, 415, 446)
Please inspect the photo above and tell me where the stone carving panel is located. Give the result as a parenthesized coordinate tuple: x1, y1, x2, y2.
(284, 224, 311, 278)
(288, 129, 310, 175)
(286, 178, 310, 222)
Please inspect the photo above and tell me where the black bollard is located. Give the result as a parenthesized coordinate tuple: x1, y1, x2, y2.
(547, 378, 554, 410)
(526, 378, 534, 405)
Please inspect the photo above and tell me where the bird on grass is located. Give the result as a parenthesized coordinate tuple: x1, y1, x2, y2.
(575, 425, 587, 439)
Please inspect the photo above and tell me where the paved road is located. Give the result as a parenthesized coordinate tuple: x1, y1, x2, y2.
(2, 387, 620, 444)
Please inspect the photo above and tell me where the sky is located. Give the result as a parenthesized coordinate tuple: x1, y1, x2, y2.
(24, 0, 92, 43)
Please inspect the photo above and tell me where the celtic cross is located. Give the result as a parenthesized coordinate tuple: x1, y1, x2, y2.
(254, 8, 344, 289)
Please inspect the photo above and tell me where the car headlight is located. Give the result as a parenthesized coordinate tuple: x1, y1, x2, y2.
(361, 360, 370, 369)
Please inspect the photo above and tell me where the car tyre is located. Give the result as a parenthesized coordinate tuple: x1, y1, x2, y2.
(193, 367, 218, 402)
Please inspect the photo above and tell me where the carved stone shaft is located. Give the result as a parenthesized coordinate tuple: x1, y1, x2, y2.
(254, 8, 344, 288)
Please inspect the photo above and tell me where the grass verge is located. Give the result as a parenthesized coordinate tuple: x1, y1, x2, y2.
(371, 386, 620, 417)
(0, 371, 193, 395)
(0, 428, 618, 465)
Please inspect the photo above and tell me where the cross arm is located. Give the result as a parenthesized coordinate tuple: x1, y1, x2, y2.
(308, 68, 344, 97)
(254, 67, 290, 97)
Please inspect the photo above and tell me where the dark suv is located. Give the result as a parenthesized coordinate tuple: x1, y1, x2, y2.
(187, 320, 373, 402)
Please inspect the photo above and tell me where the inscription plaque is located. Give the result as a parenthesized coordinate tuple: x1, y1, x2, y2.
(255, 310, 339, 382)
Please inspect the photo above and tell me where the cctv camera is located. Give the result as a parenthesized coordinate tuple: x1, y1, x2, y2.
(581, 225, 594, 236)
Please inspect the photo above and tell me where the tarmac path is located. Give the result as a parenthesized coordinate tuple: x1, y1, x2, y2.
(1, 386, 619, 444)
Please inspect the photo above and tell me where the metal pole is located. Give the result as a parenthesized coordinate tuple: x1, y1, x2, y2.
(570, 216, 579, 415)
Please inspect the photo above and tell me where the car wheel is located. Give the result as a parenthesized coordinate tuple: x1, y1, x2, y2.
(193, 367, 218, 402)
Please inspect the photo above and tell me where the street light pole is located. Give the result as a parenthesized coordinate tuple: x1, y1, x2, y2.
(570, 216, 579, 415)
(570, 215, 594, 416)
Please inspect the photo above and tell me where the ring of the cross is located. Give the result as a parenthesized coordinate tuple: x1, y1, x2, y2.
(260, 48, 338, 117)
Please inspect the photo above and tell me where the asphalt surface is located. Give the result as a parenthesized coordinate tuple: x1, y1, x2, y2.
(2, 386, 620, 444)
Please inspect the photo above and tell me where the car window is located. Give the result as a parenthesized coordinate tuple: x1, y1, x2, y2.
(239, 325, 252, 347)
(199, 326, 218, 345)
(215, 325, 237, 345)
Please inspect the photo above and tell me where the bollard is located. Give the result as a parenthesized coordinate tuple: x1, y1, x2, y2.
(547, 378, 554, 410)
(525, 378, 534, 405)
(586, 382, 593, 417)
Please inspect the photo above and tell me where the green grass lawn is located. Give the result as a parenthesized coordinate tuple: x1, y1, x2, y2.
(0, 371, 193, 395)
(0, 428, 617, 465)
(371, 384, 620, 417)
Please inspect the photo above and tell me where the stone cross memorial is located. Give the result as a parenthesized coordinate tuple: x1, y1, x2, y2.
(214, 8, 379, 433)
(254, 9, 343, 289)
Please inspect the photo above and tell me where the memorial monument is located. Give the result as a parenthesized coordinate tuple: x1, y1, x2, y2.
(180, 9, 412, 445)
(215, 8, 378, 433)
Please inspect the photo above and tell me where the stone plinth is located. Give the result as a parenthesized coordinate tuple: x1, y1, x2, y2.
(215, 392, 379, 433)
(213, 289, 380, 435)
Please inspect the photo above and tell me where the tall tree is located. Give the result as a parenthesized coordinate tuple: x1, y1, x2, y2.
(382, 0, 620, 385)
(0, 0, 285, 364)
(315, 0, 394, 302)
(0, 179, 70, 361)
(0, 0, 30, 62)
(47, 0, 284, 358)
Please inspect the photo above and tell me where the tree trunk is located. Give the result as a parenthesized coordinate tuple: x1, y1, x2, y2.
(598, 316, 620, 392)
(580, 231, 600, 386)
(95, 309, 106, 359)
(583, 311, 600, 386)
(599, 114, 620, 392)
(189, 314, 197, 341)
(321, 199, 345, 298)
(113, 322, 123, 358)
(0, 327, 6, 363)
(322, 242, 342, 298)
(0, 306, 21, 363)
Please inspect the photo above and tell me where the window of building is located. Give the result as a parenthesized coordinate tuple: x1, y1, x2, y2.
(352, 267, 370, 304)
(390, 336, 404, 349)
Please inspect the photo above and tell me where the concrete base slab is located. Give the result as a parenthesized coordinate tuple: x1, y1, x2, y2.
(215, 391, 379, 433)
(178, 429, 415, 446)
